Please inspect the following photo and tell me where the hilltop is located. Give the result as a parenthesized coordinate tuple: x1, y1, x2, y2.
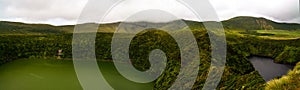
(222, 16, 300, 30)
(0, 16, 300, 35)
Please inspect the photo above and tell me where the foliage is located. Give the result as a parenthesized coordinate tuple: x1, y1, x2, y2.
(226, 32, 300, 63)
(275, 46, 300, 64)
(0, 35, 73, 65)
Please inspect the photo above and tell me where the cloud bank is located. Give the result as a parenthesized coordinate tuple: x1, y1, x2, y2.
(0, 0, 298, 25)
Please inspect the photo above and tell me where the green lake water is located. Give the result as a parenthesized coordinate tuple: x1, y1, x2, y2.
(0, 59, 153, 90)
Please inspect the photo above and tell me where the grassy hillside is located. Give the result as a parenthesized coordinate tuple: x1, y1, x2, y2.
(223, 16, 300, 30)
(0, 21, 64, 35)
(0, 21, 119, 35)
(1, 16, 300, 35)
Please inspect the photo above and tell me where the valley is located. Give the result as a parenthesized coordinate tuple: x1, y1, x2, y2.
(0, 16, 299, 89)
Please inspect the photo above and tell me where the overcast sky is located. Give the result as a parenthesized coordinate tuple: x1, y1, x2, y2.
(0, 0, 299, 25)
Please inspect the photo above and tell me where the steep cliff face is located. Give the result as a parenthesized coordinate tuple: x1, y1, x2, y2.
(256, 19, 274, 30)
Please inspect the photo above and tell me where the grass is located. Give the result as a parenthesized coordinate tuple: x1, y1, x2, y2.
(256, 30, 300, 40)
(227, 29, 300, 40)
(0, 59, 153, 90)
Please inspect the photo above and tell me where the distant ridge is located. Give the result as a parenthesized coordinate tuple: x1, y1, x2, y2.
(1, 16, 300, 35)
(0, 21, 64, 35)
(222, 16, 300, 30)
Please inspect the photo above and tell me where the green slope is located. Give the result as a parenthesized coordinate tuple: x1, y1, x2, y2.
(1, 16, 300, 35)
(222, 16, 300, 30)
(0, 21, 64, 35)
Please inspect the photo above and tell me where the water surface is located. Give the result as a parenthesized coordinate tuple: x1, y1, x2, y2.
(249, 56, 294, 81)
(0, 59, 153, 90)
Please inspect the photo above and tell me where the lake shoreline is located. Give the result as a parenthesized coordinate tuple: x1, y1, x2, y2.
(248, 56, 294, 81)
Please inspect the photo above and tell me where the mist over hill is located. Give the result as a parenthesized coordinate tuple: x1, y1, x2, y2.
(0, 16, 300, 35)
